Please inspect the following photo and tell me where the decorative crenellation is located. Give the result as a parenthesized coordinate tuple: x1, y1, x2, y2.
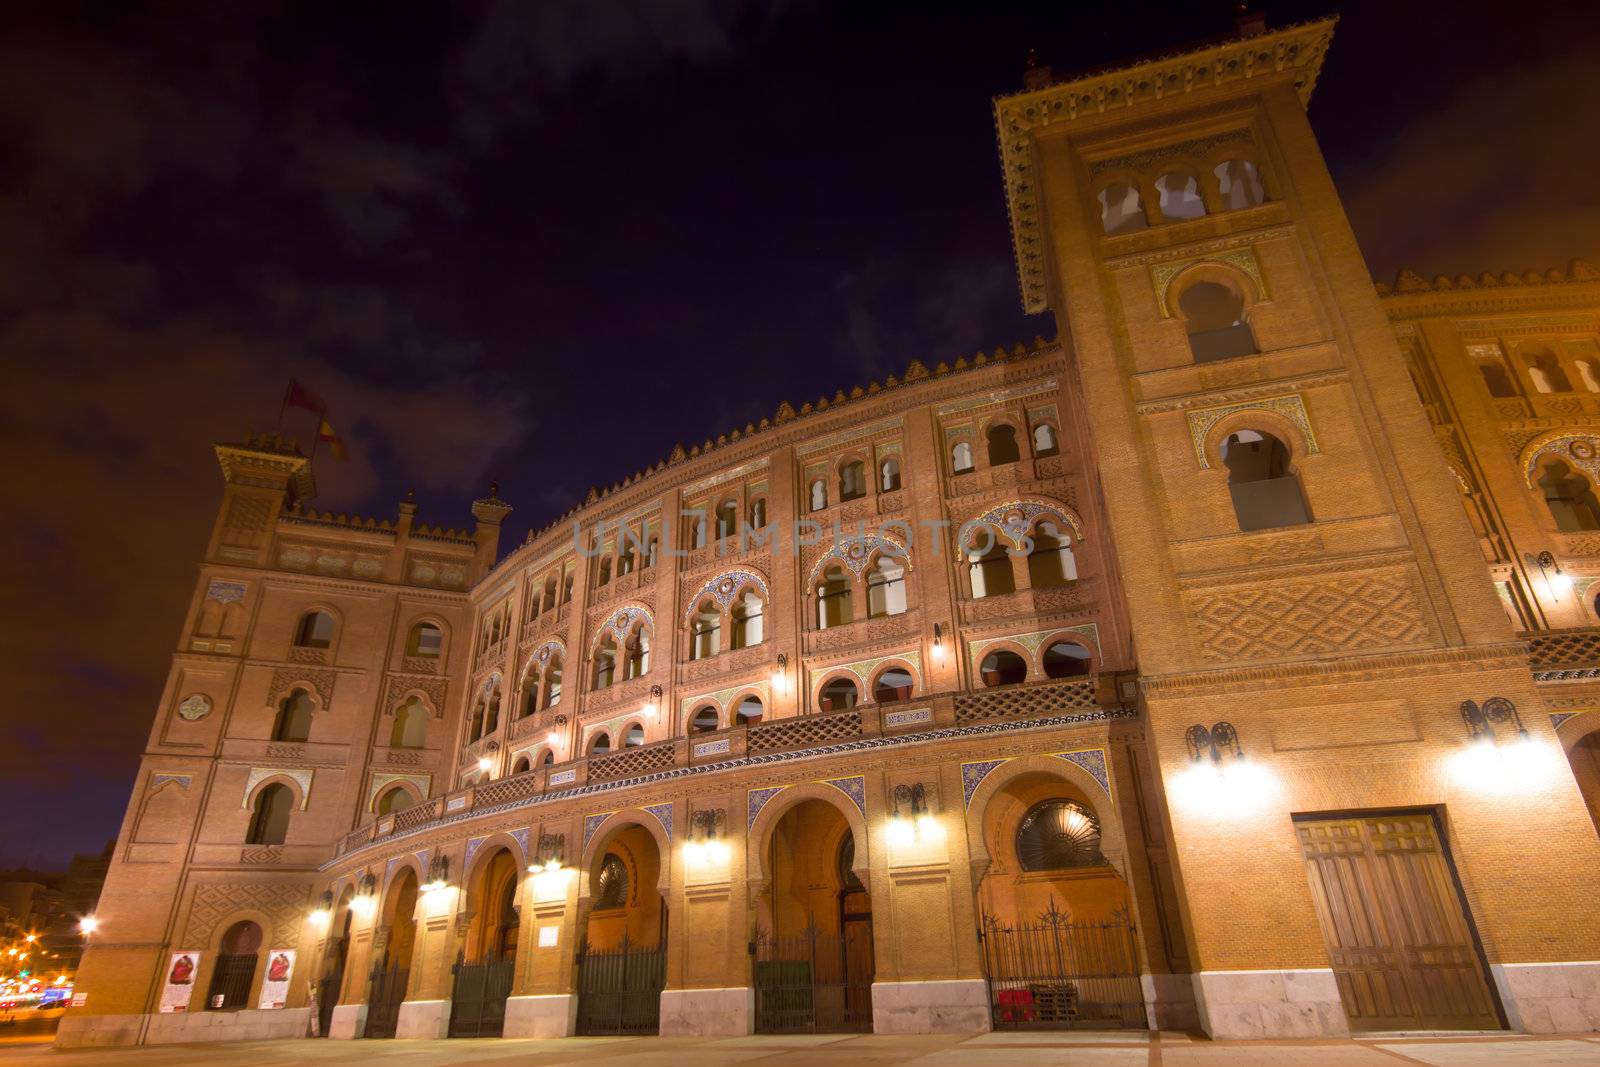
(1377, 259, 1598, 297)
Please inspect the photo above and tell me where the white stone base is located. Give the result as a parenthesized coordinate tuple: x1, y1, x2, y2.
(57, 1008, 311, 1047)
(328, 1002, 367, 1039)
(1142, 972, 1198, 1031)
(504, 993, 578, 1037)
(1491, 961, 1600, 1032)
(658, 987, 753, 1036)
(396, 998, 450, 1039)
(871, 979, 991, 1034)
(1193, 969, 1349, 1039)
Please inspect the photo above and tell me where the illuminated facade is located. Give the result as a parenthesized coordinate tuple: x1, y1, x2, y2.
(60, 18, 1600, 1047)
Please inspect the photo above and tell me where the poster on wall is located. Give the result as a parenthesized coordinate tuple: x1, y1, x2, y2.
(158, 950, 202, 1013)
(257, 948, 295, 1009)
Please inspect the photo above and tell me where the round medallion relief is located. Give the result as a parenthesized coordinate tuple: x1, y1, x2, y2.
(176, 694, 212, 721)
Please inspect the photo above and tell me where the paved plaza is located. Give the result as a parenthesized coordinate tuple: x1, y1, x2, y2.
(4, 1032, 1600, 1066)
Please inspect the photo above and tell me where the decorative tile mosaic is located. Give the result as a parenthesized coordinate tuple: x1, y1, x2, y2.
(1053, 747, 1112, 800)
(509, 827, 530, 858)
(747, 786, 787, 828)
(821, 775, 866, 817)
(682, 569, 769, 622)
(151, 773, 192, 790)
(596, 604, 653, 647)
(1150, 246, 1264, 318)
(1187, 393, 1318, 469)
(883, 706, 932, 728)
(583, 812, 613, 853)
(1551, 711, 1583, 730)
(970, 499, 1083, 548)
(547, 768, 576, 786)
(693, 738, 731, 757)
(680, 680, 770, 721)
(464, 835, 487, 870)
(206, 579, 247, 604)
(961, 759, 1010, 809)
(643, 802, 674, 843)
(243, 767, 313, 811)
(446, 795, 469, 811)
(806, 534, 913, 586)
(967, 623, 1099, 673)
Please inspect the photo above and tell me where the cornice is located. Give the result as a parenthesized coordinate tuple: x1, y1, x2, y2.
(1134, 368, 1348, 416)
(993, 18, 1337, 314)
(1140, 641, 1530, 697)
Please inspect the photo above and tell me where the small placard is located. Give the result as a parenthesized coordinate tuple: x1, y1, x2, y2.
(538, 925, 559, 948)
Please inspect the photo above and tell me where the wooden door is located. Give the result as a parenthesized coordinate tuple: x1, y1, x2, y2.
(1297, 812, 1499, 1031)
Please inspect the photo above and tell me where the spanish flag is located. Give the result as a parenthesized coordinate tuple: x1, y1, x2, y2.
(317, 419, 349, 461)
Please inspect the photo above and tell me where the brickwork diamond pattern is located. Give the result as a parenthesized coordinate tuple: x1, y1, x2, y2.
(1192, 575, 1430, 663)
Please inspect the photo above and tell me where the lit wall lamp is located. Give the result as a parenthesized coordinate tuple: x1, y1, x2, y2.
(931, 623, 946, 662)
(422, 854, 451, 893)
(77, 916, 98, 938)
(1460, 697, 1530, 745)
(643, 685, 663, 718)
(770, 653, 789, 695)
(1536, 551, 1573, 600)
(546, 713, 568, 747)
(889, 782, 941, 844)
(307, 889, 334, 927)
(684, 808, 729, 865)
(529, 833, 566, 874)
(350, 871, 378, 919)
(1185, 722, 1243, 765)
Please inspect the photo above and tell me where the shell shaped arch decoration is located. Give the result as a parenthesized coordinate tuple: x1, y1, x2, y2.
(965, 498, 1085, 551)
(1521, 431, 1600, 489)
(517, 639, 566, 686)
(806, 534, 913, 587)
(592, 603, 654, 649)
(682, 568, 770, 624)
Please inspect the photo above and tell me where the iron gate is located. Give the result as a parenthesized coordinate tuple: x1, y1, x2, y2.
(316, 976, 341, 1036)
(362, 965, 408, 1038)
(205, 952, 258, 1011)
(752, 923, 873, 1033)
(978, 904, 1144, 1029)
(575, 933, 666, 1035)
(448, 956, 515, 1038)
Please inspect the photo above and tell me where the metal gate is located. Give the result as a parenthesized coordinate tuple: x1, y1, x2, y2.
(753, 923, 874, 1033)
(316, 976, 340, 1036)
(205, 952, 258, 1011)
(447, 956, 515, 1038)
(575, 933, 666, 1035)
(362, 965, 408, 1039)
(978, 903, 1144, 1029)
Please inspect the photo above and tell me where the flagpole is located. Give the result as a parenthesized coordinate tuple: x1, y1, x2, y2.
(308, 402, 328, 461)
(276, 380, 293, 434)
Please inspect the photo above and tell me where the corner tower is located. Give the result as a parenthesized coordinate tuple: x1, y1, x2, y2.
(996, 18, 1600, 1038)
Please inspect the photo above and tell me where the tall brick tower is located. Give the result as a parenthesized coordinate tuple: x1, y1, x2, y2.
(994, 18, 1600, 1037)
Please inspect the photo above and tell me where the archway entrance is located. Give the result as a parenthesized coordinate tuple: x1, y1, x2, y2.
(1567, 725, 1600, 835)
(754, 798, 874, 1033)
(364, 868, 417, 1038)
(575, 823, 666, 1035)
(317, 891, 353, 1037)
(206, 920, 261, 1012)
(974, 772, 1142, 1029)
(448, 848, 519, 1038)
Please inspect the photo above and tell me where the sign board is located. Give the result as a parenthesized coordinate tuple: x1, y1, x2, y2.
(257, 949, 295, 1010)
(158, 951, 201, 1013)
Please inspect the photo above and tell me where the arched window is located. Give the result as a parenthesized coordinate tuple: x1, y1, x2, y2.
(1577, 359, 1600, 394)
(731, 590, 764, 648)
(1098, 182, 1146, 235)
(645, 534, 659, 568)
(389, 697, 427, 749)
(1032, 423, 1059, 457)
(1026, 521, 1077, 588)
(623, 723, 645, 747)
(1213, 159, 1265, 210)
(735, 695, 763, 725)
(1156, 171, 1206, 220)
(483, 684, 501, 736)
(593, 636, 618, 690)
(595, 854, 628, 909)
(376, 785, 414, 816)
(561, 573, 574, 604)
(979, 649, 1028, 687)
(688, 510, 708, 549)
(866, 557, 907, 618)
(617, 541, 636, 576)
(544, 657, 564, 708)
(406, 622, 442, 658)
(595, 557, 612, 587)
(951, 441, 974, 474)
(872, 667, 913, 704)
(294, 610, 335, 649)
(512, 756, 531, 775)
(880, 458, 901, 492)
(690, 600, 721, 660)
(809, 480, 828, 512)
(1042, 641, 1092, 679)
(839, 460, 867, 502)
(748, 497, 767, 529)
(1222, 430, 1310, 531)
(206, 920, 262, 1011)
(1179, 278, 1257, 363)
(541, 749, 554, 766)
(690, 706, 720, 733)
(1015, 799, 1104, 870)
(272, 689, 314, 743)
(623, 626, 650, 680)
(520, 671, 541, 718)
(541, 576, 557, 613)
(967, 540, 1015, 599)
(1539, 460, 1600, 532)
(1478, 359, 1518, 398)
(468, 695, 486, 742)
(589, 732, 612, 756)
(716, 501, 738, 539)
(246, 783, 292, 845)
(1525, 346, 1572, 393)
(819, 676, 859, 712)
(986, 424, 1020, 465)
(817, 565, 853, 629)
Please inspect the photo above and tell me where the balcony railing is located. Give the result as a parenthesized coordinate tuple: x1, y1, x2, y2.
(331, 674, 1135, 861)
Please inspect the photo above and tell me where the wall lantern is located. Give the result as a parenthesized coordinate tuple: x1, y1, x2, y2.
(889, 782, 941, 844)
(770, 653, 789, 695)
(422, 854, 451, 893)
(1451, 696, 1557, 792)
(1536, 551, 1573, 600)
(1460, 697, 1530, 745)
(546, 713, 567, 748)
(307, 889, 334, 927)
(931, 623, 946, 661)
(643, 685, 663, 718)
(529, 833, 566, 874)
(1185, 721, 1242, 764)
(684, 808, 730, 865)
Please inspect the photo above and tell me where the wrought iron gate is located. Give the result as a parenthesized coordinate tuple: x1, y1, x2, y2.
(447, 956, 515, 1038)
(316, 977, 340, 1037)
(575, 933, 666, 1035)
(978, 903, 1144, 1029)
(204, 952, 258, 1011)
(362, 965, 408, 1038)
(753, 922, 874, 1033)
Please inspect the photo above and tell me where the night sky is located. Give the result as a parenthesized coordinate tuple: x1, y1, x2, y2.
(4, 0, 1597, 868)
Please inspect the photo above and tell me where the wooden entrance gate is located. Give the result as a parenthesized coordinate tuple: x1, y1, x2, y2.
(447, 956, 515, 1038)
(362, 965, 407, 1038)
(575, 933, 666, 1035)
(978, 903, 1144, 1029)
(752, 921, 875, 1033)
(1297, 812, 1500, 1031)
